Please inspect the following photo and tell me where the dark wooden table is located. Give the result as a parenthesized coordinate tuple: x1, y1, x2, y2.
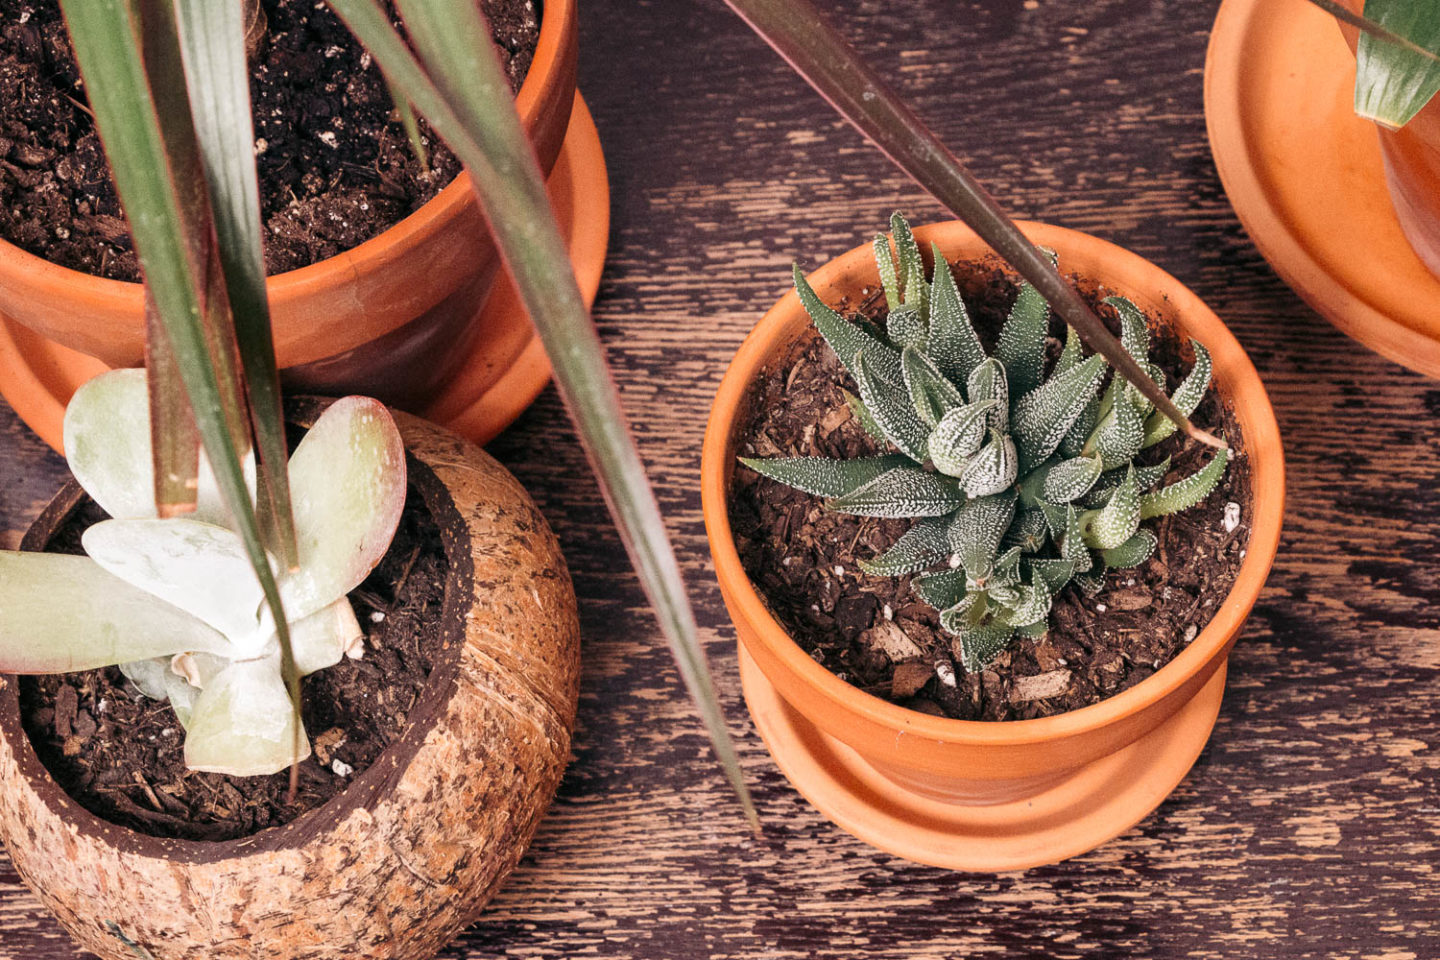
(4, 0, 1439, 956)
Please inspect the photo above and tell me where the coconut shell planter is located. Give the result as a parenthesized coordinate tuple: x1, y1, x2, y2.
(0, 397, 581, 960)
(702, 218, 1284, 871)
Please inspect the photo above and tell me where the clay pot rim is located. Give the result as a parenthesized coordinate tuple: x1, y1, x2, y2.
(701, 219, 1285, 747)
(0, 398, 474, 864)
(0, 0, 574, 312)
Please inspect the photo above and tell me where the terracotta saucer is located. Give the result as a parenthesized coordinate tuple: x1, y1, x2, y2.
(1205, 0, 1440, 377)
(740, 645, 1226, 872)
(0, 93, 610, 453)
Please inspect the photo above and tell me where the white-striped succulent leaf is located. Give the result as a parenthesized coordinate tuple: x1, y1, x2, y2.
(1141, 446, 1230, 519)
(966, 359, 1010, 434)
(1101, 529, 1158, 569)
(1028, 557, 1077, 595)
(1058, 504, 1094, 573)
(1073, 563, 1108, 596)
(1040, 454, 1104, 504)
(953, 622, 1014, 672)
(873, 233, 902, 312)
(1086, 464, 1141, 551)
(915, 569, 972, 611)
(926, 243, 987, 387)
(855, 350, 931, 463)
(1090, 381, 1146, 471)
(890, 211, 924, 303)
(1011, 354, 1106, 473)
(901, 346, 963, 428)
(858, 516, 954, 576)
(1106, 296, 1150, 365)
(960, 429, 1018, 498)
(996, 274, 1050, 397)
(843, 390, 889, 443)
(792, 263, 900, 387)
(829, 466, 965, 518)
(183, 654, 311, 776)
(1083, 456, 1171, 508)
(1143, 340, 1212, 448)
(740, 455, 909, 498)
(927, 400, 996, 477)
(947, 492, 1017, 576)
(887, 304, 927, 351)
(902, 257, 929, 324)
(1005, 506, 1050, 553)
(1058, 391, 1101, 459)
(1002, 574, 1052, 629)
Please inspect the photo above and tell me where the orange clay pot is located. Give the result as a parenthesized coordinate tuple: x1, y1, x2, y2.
(701, 221, 1285, 871)
(0, 0, 578, 410)
(1335, 0, 1440, 277)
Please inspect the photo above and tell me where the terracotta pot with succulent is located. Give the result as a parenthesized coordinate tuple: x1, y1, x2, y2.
(704, 215, 1283, 870)
(0, 0, 751, 956)
(0, 0, 593, 418)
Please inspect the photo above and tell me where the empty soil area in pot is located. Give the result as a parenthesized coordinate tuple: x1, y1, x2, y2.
(0, 0, 539, 280)
(18, 478, 450, 841)
(728, 261, 1253, 721)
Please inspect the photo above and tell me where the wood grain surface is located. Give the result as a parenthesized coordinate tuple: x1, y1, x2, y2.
(2, 0, 1438, 957)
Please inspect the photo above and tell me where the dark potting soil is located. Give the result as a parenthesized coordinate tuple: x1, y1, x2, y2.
(728, 260, 1253, 722)
(0, 0, 540, 281)
(18, 483, 450, 841)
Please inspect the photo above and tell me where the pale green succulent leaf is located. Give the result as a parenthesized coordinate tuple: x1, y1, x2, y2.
(953, 622, 1015, 672)
(948, 491, 1017, 575)
(1053, 325, 1085, 378)
(873, 233, 901, 311)
(1101, 529, 1158, 569)
(902, 257, 929, 324)
(856, 349, 931, 462)
(887, 304, 927, 351)
(1086, 464, 1141, 551)
(288, 599, 365, 676)
(1083, 457, 1171, 508)
(1002, 576, 1052, 629)
(961, 429, 1019, 498)
(1074, 563, 1108, 596)
(1041, 454, 1104, 504)
(843, 390, 888, 443)
(1012, 354, 1106, 472)
(966, 359, 1010, 433)
(739, 455, 910, 499)
(119, 657, 171, 700)
(927, 400, 997, 477)
(183, 654, 310, 776)
(890, 212, 924, 300)
(1143, 340, 1211, 448)
(830, 466, 965, 518)
(1091, 382, 1146, 471)
(926, 244, 987, 386)
(1141, 446, 1230, 519)
(0, 552, 230, 673)
(858, 516, 954, 576)
(902, 347, 964, 428)
(1028, 557, 1077, 595)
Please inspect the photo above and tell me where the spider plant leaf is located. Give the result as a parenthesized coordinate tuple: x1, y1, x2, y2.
(960, 428, 1018, 498)
(927, 399, 997, 477)
(926, 243, 987, 387)
(873, 233, 901, 311)
(184, 655, 310, 776)
(1141, 446, 1230, 519)
(858, 515, 954, 576)
(967, 359, 1010, 433)
(855, 349, 930, 462)
(952, 622, 1014, 672)
(387, 77, 430, 168)
(997, 270, 1052, 397)
(887, 304, 928, 351)
(739, 454, 910, 498)
(1352, 0, 1440, 128)
(1011, 354, 1105, 473)
(1100, 529, 1158, 569)
(1143, 341, 1211, 448)
(0, 552, 232, 672)
(829, 466, 965, 517)
(1086, 464, 1141, 551)
(902, 346, 964, 428)
(947, 491, 1017, 575)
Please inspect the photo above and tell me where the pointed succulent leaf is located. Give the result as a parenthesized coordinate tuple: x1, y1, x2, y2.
(1090, 382, 1146, 471)
(1101, 529, 1158, 569)
(996, 278, 1049, 397)
(1141, 446, 1229, 519)
(1086, 464, 1141, 551)
(947, 491, 1017, 575)
(1143, 340, 1211, 448)
(915, 569, 972, 611)
(830, 466, 965, 518)
(1002, 575, 1052, 629)
(1053, 325, 1085, 378)
(1059, 504, 1093, 573)
(887, 304, 927, 351)
(82, 518, 266, 642)
(953, 622, 1014, 672)
(966, 359, 1010, 433)
(927, 400, 996, 477)
(989, 545, 1025, 589)
(1083, 457, 1171, 508)
(1105, 296, 1150, 365)
(793, 263, 900, 386)
(873, 233, 901, 311)
(1041, 454, 1103, 504)
(739, 455, 909, 498)
(1012, 355, 1105, 472)
(858, 516, 953, 576)
(1039, 500, 1070, 540)
(843, 390, 888, 443)
(890, 212, 924, 300)
(855, 350, 931, 462)
(0, 552, 230, 673)
(1132, 361, 1168, 419)
(1059, 392, 1101, 459)
(926, 244, 987, 386)
(279, 397, 408, 622)
(1028, 557, 1077, 595)
(902, 257, 929, 323)
(183, 654, 310, 776)
(1074, 563, 1108, 596)
(937, 592, 985, 635)
(901, 347, 963, 428)
(1005, 507, 1050, 553)
(961, 429, 1018, 498)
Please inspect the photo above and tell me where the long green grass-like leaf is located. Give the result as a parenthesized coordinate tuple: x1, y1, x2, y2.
(326, 0, 757, 826)
(173, 0, 298, 571)
(1353, 0, 1440, 127)
(143, 291, 199, 515)
(721, 0, 1224, 451)
(58, 0, 303, 774)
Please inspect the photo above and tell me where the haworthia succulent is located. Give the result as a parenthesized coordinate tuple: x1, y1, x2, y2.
(1091, 381, 1146, 471)
(890, 211, 924, 300)
(927, 400, 996, 477)
(739, 454, 909, 498)
(1101, 529, 1158, 569)
(901, 347, 964, 428)
(858, 515, 953, 576)
(1107, 295, 1151, 365)
(1006, 507, 1049, 553)
(967, 359, 1010, 433)
(1143, 340, 1211, 448)
(855, 350, 930, 462)
(830, 466, 965, 517)
(843, 389, 888, 443)
(1141, 446, 1229, 519)
(1002, 575, 1052, 629)
(948, 491, 1016, 575)
(1083, 456, 1171, 508)
(888, 304, 927, 351)
(873, 233, 901, 311)
(1029, 557, 1077, 594)
(916, 569, 972, 611)
(997, 278, 1049, 397)
(1054, 325, 1085, 378)
(926, 246, 987, 387)
(960, 429, 1019, 498)
(953, 622, 1013, 673)
(1040, 454, 1104, 504)
(903, 256, 929, 323)
(1086, 464, 1141, 551)
(1011, 354, 1105, 473)
(793, 263, 899, 386)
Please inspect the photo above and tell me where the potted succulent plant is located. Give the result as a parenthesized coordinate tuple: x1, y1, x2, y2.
(0, 0, 588, 410)
(702, 215, 1284, 869)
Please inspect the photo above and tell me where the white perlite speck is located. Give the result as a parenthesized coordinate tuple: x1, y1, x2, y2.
(317, 131, 338, 149)
(833, 565, 845, 577)
(331, 759, 354, 777)
(1224, 501, 1241, 532)
(369, 610, 385, 623)
(882, 604, 894, 621)
(1095, 603, 1108, 613)
(934, 661, 957, 688)
(1183, 624, 1199, 644)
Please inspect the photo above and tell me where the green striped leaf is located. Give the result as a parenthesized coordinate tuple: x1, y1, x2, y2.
(1105, 296, 1150, 365)
(1041, 454, 1103, 504)
(887, 304, 927, 351)
(952, 622, 1014, 672)
(830, 466, 965, 517)
(858, 516, 954, 575)
(948, 491, 1017, 575)
(967, 359, 1010, 433)
(740, 455, 909, 498)
(1141, 446, 1230, 519)
(916, 569, 972, 611)
(1101, 529, 1158, 569)
(926, 244, 988, 387)
(901, 346, 963, 428)
(1143, 340, 1211, 448)
(928, 400, 996, 477)
(874, 233, 902, 311)
(1012, 354, 1105, 473)
(997, 274, 1050, 397)
(1086, 464, 1141, 550)
(960, 429, 1018, 498)
(856, 349, 931, 462)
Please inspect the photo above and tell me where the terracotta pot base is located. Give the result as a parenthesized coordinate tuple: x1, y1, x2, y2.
(741, 647, 1225, 872)
(0, 93, 609, 453)
(1205, 0, 1440, 376)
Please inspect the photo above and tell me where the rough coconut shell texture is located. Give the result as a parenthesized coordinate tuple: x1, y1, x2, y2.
(0, 406, 581, 960)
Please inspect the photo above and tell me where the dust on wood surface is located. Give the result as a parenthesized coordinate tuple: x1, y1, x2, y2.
(1, 0, 1436, 956)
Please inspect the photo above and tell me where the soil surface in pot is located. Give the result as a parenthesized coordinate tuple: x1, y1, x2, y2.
(18, 479, 449, 841)
(728, 261, 1253, 722)
(0, 0, 539, 281)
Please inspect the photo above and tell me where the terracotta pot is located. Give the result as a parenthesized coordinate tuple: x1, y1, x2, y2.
(1336, 0, 1440, 277)
(0, 0, 580, 410)
(701, 221, 1285, 870)
(0, 401, 581, 959)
